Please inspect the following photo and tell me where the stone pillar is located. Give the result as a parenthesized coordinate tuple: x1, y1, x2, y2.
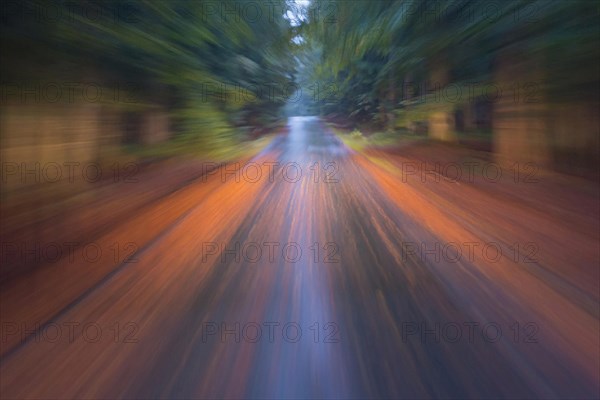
(141, 110, 170, 145)
(428, 111, 457, 141)
(426, 59, 458, 142)
(492, 55, 551, 168)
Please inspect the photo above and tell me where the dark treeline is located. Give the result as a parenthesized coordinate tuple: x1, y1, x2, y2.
(1, 0, 598, 166)
(298, 0, 599, 130)
(1, 0, 298, 151)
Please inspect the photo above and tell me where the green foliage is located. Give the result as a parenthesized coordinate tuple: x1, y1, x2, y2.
(1, 0, 297, 148)
(302, 0, 599, 126)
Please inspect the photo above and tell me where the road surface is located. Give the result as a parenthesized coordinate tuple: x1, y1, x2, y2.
(1, 117, 598, 399)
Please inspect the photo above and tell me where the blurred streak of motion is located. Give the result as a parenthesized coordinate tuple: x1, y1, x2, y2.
(1, 1, 599, 399)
